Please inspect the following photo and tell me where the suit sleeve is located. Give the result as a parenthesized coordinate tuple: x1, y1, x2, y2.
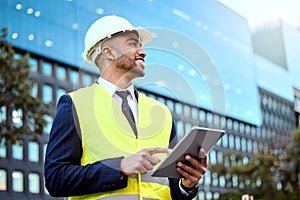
(44, 95, 128, 197)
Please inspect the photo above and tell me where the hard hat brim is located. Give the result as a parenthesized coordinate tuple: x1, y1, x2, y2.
(82, 27, 153, 65)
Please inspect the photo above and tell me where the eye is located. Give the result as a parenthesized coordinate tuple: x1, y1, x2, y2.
(129, 42, 138, 47)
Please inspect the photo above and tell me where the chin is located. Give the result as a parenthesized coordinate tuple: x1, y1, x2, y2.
(129, 66, 145, 78)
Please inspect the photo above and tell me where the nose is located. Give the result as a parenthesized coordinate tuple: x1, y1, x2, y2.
(137, 47, 146, 58)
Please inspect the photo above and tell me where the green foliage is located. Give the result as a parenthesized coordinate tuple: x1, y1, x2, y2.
(0, 28, 52, 143)
(209, 128, 300, 200)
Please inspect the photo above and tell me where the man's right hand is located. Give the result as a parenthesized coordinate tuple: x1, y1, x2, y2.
(120, 147, 169, 176)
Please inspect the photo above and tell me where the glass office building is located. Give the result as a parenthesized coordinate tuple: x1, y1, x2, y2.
(0, 0, 299, 199)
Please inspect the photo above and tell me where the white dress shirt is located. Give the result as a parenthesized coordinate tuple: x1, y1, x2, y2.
(97, 77, 138, 124)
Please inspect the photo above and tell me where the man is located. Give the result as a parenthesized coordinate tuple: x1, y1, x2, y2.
(44, 15, 207, 199)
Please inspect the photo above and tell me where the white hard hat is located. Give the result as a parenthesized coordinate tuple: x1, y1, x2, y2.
(82, 15, 153, 65)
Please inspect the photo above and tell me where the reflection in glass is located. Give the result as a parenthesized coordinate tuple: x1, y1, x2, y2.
(42, 85, 53, 104)
(43, 115, 53, 134)
(12, 141, 23, 160)
(56, 88, 66, 103)
(0, 106, 6, 123)
(12, 171, 24, 192)
(12, 109, 23, 128)
(29, 57, 38, 72)
(70, 70, 78, 84)
(82, 73, 92, 86)
(235, 136, 241, 151)
(31, 83, 38, 97)
(0, 138, 6, 158)
(0, 169, 7, 190)
(29, 173, 40, 193)
(42, 62, 52, 76)
(28, 141, 39, 162)
(43, 144, 47, 162)
(56, 65, 67, 80)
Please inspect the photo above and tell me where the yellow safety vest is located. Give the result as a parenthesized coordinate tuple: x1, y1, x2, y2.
(68, 83, 173, 200)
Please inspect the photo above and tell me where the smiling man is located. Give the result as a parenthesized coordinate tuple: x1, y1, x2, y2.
(44, 15, 207, 200)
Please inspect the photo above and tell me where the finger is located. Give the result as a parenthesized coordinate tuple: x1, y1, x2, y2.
(149, 147, 169, 155)
(176, 166, 200, 183)
(146, 155, 161, 166)
(143, 160, 154, 171)
(199, 147, 207, 158)
(178, 161, 205, 178)
(186, 155, 207, 169)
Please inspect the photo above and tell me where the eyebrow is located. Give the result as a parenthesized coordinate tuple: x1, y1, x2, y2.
(126, 37, 142, 47)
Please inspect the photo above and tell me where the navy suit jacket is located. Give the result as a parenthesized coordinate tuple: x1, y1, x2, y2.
(44, 94, 197, 199)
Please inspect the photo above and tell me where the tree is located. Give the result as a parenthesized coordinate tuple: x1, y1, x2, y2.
(209, 128, 300, 200)
(282, 128, 300, 199)
(0, 28, 52, 143)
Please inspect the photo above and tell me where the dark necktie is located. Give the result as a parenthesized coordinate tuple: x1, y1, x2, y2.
(115, 91, 137, 136)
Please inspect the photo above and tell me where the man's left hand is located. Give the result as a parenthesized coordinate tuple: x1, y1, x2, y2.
(176, 148, 207, 188)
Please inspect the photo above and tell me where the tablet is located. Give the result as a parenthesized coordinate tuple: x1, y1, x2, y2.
(151, 126, 225, 178)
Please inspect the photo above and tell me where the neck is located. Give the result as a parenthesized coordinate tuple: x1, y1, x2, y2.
(100, 68, 133, 89)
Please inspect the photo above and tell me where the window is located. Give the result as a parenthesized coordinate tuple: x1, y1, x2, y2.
(209, 150, 217, 164)
(232, 174, 238, 187)
(229, 134, 234, 149)
(43, 144, 47, 162)
(31, 83, 38, 97)
(12, 171, 24, 192)
(176, 121, 184, 138)
(0, 106, 6, 123)
(191, 108, 198, 120)
(212, 172, 218, 186)
(0, 169, 7, 190)
(56, 88, 66, 103)
(70, 69, 78, 84)
(42, 61, 52, 76)
(0, 138, 6, 158)
(222, 133, 228, 148)
(183, 105, 190, 118)
(166, 100, 174, 112)
(82, 73, 92, 86)
(43, 115, 53, 134)
(235, 136, 241, 151)
(200, 110, 206, 122)
(219, 176, 225, 187)
(29, 57, 38, 72)
(241, 138, 247, 152)
(28, 141, 39, 162)
(12, 108, 23, 128)
(206, 192, 212, 200)
(206, 112, 212, 124)
(42, 85, 53, 103)
(28, 173, 40, 193)
(217, 151, 223, 163)
(12, 141, 23, 160)
(204, 170, 211, 185)
(213, 115, 220, 126)
(175, 103, 182, 115)
(56, 65, 67, 80)
(184, 123, 192, 135)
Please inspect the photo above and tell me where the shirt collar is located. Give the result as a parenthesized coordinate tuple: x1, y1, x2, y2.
(97, 77, 136, 100)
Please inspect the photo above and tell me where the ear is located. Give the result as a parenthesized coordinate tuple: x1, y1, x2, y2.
(102, 46, 116, 60)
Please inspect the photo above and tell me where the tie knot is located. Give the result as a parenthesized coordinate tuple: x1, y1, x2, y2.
(115, 90, 131, 100)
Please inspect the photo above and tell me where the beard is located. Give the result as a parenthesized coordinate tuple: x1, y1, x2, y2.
(115, 52, 145, 78)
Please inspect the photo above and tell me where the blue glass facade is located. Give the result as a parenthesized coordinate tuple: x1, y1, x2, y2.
(0, 0, 299, 125)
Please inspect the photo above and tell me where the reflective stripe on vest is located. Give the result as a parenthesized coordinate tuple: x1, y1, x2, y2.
(68, 83, 172, 200)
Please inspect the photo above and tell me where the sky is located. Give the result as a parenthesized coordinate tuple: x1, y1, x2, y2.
(217, 0, 300, 29)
